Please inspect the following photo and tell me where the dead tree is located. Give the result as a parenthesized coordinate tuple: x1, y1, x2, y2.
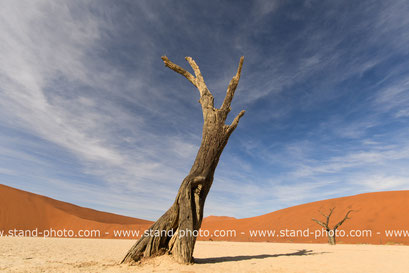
(312, 207, 353, 245)
(121, 56, 246, 264)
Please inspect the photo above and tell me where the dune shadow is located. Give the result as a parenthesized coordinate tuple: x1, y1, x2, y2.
(195, 249, 328, 264)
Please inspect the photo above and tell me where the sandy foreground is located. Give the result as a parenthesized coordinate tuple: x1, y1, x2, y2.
(1, 237, 408, 273)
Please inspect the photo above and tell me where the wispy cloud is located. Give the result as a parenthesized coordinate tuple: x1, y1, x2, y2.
(0, 1, 200, 219)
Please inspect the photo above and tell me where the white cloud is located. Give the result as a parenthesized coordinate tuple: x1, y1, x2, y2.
(374, 76, 409, 117)
(355, 175, 409, 192)
(253, 0, 280, 16)
(0, 167, 16, 176)
(0, 1, 201, 218)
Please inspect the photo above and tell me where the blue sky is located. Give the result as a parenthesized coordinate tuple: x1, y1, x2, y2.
(1, 0, 409, 220)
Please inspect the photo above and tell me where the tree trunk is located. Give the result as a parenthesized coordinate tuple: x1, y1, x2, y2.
(122, 56, 246, 264)
(328, 232, 336, 245)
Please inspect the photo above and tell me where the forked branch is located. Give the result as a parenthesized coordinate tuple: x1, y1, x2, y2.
(312, 218, 328, 230)
(161, 56, 214, 109)
(318, 207, 335, 227)
(161, 56, 196, 87)
(161, 56, 246, 128)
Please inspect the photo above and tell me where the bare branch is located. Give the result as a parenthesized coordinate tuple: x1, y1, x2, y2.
(226, 110, 245, 134)
(319, 211, 327, 218)
(162, 56, 214, 109)
(313, 207, 334, 230)
(184, 57, 202, 82)
(333, 210, 353, 230)
(221, 56, 244, 112)
(320, 207, 335, 227)
(185, 58, 209, 93)
(312, 218, 328, 229)
(184, 57, 214, 108)
(161, 56, 197, 87)
(326, 209, 333, 226)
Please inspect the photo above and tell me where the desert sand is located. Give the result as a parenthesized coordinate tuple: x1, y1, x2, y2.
(1, 184, 409, 272)
(1, 237, 408, 273)
(2, 184, 409, 245)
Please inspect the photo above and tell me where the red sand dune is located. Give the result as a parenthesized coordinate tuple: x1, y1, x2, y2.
(0, 184, 152, 239)
(1, 184, 409, 245)
(202, 215, 236, 223)
(201, 190, 409, 245)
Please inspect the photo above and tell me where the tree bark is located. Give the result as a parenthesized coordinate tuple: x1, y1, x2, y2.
(121, 56, 245, 264)
(328, 232, 336, 245)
